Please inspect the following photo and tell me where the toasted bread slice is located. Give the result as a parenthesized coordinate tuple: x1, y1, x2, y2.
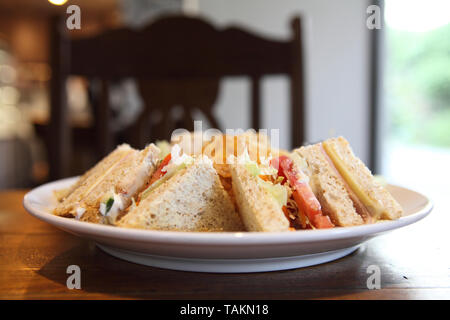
(230, 164, 290, 232)
(294, 145, 365, 227)
(56, 144, 134, 204)
(117, 158, 245, 232)
(53, 144, 134, 217)
(54, 144, 160, 224)
(322, 137, 403, 220)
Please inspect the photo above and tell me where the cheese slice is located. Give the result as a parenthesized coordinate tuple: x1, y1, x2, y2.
(322, 141, 383, 219)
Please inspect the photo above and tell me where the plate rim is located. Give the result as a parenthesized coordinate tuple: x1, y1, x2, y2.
(23, 176, 433, 245)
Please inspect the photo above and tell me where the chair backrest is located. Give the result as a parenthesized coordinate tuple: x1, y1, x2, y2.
(49, 15, 304, 179)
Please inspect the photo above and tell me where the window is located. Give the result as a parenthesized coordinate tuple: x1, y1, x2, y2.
(382, 0, 449, 207)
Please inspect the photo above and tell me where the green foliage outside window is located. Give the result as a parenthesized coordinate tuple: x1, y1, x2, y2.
(386, 24, 450, 147)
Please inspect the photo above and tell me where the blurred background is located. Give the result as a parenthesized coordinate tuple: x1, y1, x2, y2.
(0, 0, 448, 209)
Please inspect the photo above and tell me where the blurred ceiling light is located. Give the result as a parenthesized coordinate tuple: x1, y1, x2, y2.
(0, 65, 17, 84)
(385, 0, 450, 32)
(0, 86, 20, 105)
(0, 104, 33, 140)
(48, 0, 68, 6)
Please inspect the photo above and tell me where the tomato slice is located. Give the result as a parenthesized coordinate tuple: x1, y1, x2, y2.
(148, 153, 171, 186)
(271, 155, 334, 229)
(270, 156, 286, 184)
(313, 215, 335, 229)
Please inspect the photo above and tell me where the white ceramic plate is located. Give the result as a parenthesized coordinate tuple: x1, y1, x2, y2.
(23, 177, 433, 273)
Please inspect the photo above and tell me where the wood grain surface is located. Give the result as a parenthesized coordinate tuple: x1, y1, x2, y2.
(0, 190, 448, 299)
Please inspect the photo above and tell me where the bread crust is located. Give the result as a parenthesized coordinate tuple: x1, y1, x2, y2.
(54, 144, 160, 224)
(295, 145, 364, 227)
(117, 159, 245, 231)
(324, 137, 403, 220)
(230, 164, 290, 232)
(53, 144, 134, 218)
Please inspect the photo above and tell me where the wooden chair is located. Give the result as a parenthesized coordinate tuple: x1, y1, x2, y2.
(49, 15, 305, 180)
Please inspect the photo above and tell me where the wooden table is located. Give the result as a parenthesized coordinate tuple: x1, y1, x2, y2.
(0, 190, 448, 300)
